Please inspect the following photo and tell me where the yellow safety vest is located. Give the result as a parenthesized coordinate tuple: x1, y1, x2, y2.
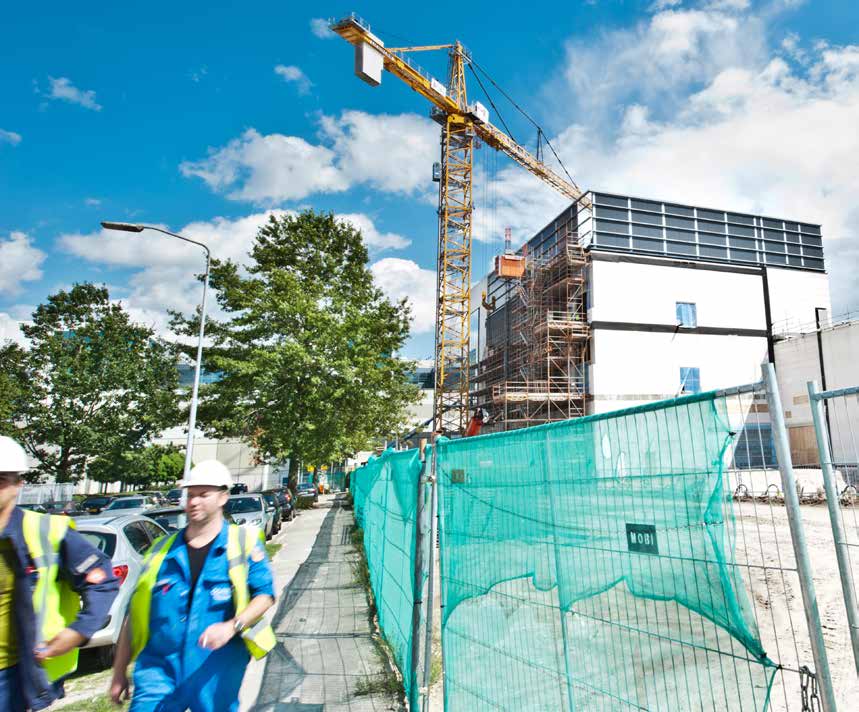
(20, 510, 81, 682)
(129, 524, 276, 661)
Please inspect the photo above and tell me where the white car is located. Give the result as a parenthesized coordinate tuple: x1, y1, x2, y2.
(224, 494, 275, 540)
(101, 495, 159, 517)
(74, 513, 169, 664)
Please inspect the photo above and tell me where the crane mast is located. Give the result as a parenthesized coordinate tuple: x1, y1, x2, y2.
(331, 14, 589, 436)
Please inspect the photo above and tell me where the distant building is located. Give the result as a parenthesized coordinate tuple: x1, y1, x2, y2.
(772, 314, 859, 471)
(472, 190, 831, 433)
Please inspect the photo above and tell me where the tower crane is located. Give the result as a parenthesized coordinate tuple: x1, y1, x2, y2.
(331, 14, 590, 436)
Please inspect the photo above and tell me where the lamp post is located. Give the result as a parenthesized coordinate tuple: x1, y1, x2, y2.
(101, 221, 210, 479)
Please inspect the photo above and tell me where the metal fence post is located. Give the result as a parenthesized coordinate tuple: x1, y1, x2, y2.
(421, 444, 439, 712)
(410, 447, 429, 709)
(808, 380, 859, 675)
(763, 363, 837, 712)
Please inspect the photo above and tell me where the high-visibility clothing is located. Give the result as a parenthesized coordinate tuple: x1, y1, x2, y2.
(129, 524, 275, 661)
(20, 510, 81, 682)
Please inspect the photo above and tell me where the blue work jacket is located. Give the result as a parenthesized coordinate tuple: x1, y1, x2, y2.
(131, 521, 275, 712)
(1, 506, 119, 710)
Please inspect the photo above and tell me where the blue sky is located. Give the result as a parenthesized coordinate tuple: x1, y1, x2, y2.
(2, 0, 859, 358)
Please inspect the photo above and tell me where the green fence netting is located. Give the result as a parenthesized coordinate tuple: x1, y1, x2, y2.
(350, 448, 426, 709)
(435, 391, 778, 711)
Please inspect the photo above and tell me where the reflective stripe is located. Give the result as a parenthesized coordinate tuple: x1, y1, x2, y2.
(20, 510, 79, 682)
(129, 531, 179, 661)
(35, 514, 51, 642)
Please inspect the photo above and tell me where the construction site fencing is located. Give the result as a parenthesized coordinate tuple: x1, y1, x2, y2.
(808, 380, 859, 676)
(350, 448, 427, 710)
(347, 366, 852, 711)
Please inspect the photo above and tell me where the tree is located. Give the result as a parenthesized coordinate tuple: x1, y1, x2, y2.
(88, 443, 185, 490)
(0, 343, 29, 437)
(5, 284, 181, 482)
(171, 211, 421, 486)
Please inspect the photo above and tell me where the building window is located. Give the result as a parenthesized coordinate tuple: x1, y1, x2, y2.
(732, 424, 777, 469)
(679, 367, 701, 394)
(676, 302, 697, 328)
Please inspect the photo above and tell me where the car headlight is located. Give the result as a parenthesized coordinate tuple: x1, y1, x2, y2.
(235, 518, 246, 525)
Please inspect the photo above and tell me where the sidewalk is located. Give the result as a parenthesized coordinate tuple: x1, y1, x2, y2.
(245, 494, 400, 711)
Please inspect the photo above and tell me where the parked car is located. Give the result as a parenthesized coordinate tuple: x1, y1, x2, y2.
(101, 495, 159, 516)
(138, 490, 168, 506)
(74, 513, 168, 665)
(296, 481, 318, 506)
(165, 487, 183, 505)
(80, 495, 115, 515)
(275, 489, 294, 522)
(42, 500, 83, 516)
(260, 491, 282, 535)
(145, 506, 235, 533)
(224, 494, 274, 540)
(18, 502, 48, 513)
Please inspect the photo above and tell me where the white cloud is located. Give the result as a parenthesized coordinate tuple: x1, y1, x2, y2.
(310, 18, 334, 39)
(180, 130, 347, 203)
(319, 111, 438, 195)
(337, 214, 411, 250)
(59, 211, 413, 337)
(0, 129, 22, 146)
(548, 5, 767, 130)
(84, 197, 101, 206)
(180, 111, 438, 205)
(0, 232, 46, 296)
(371, 258, 436, 334)
(274, 64, 312, 95)
(44, 76, 102, 111)
(0, 313, 27, 347)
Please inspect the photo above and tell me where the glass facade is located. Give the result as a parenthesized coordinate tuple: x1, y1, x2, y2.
(583, 192, 824, 272)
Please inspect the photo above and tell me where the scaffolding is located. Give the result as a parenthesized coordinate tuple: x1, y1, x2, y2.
(474, 214, 590, 432)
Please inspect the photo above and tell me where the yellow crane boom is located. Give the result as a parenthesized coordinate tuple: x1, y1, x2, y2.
(331, 14, 589, 435)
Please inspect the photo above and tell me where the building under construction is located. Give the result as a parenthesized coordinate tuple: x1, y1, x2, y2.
(472, 191, 831, 433)
(473, 204, 590, 431)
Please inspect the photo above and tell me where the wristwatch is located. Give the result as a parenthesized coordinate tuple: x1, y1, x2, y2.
(233, 618, 246, 634)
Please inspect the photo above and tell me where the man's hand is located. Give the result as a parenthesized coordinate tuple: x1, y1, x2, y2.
(34, 628, 86, 662)
(109, 671, 131, 705)
(197, 620, 236, 651)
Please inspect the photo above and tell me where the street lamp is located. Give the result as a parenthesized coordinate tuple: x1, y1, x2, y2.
(101, 221, 211, 479)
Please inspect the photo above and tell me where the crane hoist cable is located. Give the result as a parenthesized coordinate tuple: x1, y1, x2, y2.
(469, 58, 579, 191)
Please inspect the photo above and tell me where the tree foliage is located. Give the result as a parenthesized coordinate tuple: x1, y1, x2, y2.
(4, 284, 181, 482)
(171, 211, 420, 482)
(89, 443, 185, 489)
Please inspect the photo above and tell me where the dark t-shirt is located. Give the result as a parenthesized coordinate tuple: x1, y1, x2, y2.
(186, 538, 214, 608)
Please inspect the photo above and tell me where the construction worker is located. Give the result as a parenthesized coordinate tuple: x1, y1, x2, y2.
(0, 435, 119, 711)
(110, 459, 276, 711)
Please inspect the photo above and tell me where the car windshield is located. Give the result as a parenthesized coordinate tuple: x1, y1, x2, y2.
(78, 531, 117, 557)
(225, 497, 262, 514)
(84, 497, 110, 506)
(263, 494, 276, 505)
(106, 498, 143, 510)
(167, 489, 182, 499)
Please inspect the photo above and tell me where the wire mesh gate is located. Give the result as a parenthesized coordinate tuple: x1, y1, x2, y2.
(808, 381, 859, 677)
(349, 365, 848, 711)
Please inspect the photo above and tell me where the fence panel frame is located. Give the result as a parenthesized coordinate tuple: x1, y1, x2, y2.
(807, 379, 859, 676)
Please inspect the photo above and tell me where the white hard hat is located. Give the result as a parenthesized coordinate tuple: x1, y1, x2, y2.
(181, 459, 232, 489)
(0, 436, 29, 474)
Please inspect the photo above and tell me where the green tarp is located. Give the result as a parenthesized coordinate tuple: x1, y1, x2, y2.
(435, 391, 777, 711)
